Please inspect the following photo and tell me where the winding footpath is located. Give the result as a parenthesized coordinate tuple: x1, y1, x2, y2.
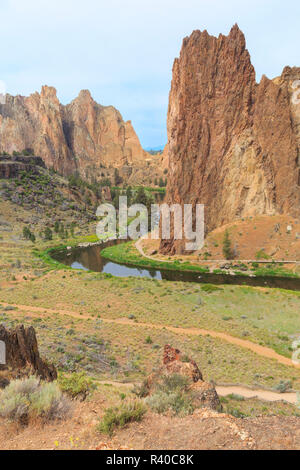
(135, 238, 300, 265)
(2, 301, 299, 369)
(99, 381, 298, 405)
(2, 300, 300, 404)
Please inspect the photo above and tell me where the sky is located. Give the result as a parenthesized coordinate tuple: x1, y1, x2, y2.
(0, 0, 300, 148)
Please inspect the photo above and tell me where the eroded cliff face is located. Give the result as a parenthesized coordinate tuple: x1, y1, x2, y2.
(160, 25, 300, 254)
(0, 86, 152, 180)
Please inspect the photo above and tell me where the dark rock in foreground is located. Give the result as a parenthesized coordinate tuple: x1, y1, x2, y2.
(0, 324, 57, 386)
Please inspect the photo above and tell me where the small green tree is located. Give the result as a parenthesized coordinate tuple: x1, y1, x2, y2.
(29, 232, 36, 243)
(59, 223, 66, 239)
(54, 221, 60, 233)
(126, 186, 133, 205)
(222, 229, 233, 260)
(158, 177, 164, 187)
(114, 168, 122, 185)
(135, 187, 147, 206)
(112, 189, 120, 209)
(100, 177, 111, 187)
(44, 227, 53, 241)
(70, 222, 76, 238)
(23, 226, 31, 239)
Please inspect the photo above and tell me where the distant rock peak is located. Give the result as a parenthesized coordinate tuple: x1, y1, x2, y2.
(0, 86, 149, 179)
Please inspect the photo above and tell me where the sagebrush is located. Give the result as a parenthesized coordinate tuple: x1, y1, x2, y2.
(97, 400, 146, 436)
(0, 376, 73, 425)
(58, 372, 96, 400)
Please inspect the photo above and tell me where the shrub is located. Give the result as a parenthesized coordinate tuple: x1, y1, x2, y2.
(255, 249, 271, 260)
(226, 407, 247, 419)
(29, 232, 36, 243)
(0, 376, 72, 425)
(22, 226, 36, 243)
(97, 401, 146, 436)
(30, 382, 72, 421)
(58, 372, 95, 400)
(227, 393, 245, 401)
(44, 227, 53, 241)
(145, 373, 193, 416)
(132, 380, 149, 398)
(200, 284, 222, 293)
(23, 226, 31, 239)
(146, 391, 193, 416)
(273, 380, 292, 393)
(99, 177, 112, 187)
(157, 374, 189, 394)
(181, 354, 191, 363)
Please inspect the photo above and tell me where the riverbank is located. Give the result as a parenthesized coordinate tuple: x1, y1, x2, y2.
(100, 239, 300, 279)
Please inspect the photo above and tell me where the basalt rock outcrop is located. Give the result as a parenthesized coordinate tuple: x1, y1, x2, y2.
(0, 87, 160, 183)
(160, 24, 300, 254)
(145, 345, 220, 410)
(0, 324, 57, 386)
(0, 155, 45, 179)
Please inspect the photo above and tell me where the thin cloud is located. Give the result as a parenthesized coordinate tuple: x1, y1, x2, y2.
(0, 0, 299, 147)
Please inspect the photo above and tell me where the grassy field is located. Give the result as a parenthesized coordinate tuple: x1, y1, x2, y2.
(3, 266, 300, 359)
(1, 299, 300, 390)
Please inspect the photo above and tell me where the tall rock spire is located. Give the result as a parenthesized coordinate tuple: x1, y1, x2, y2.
(160, 26, 300, 254)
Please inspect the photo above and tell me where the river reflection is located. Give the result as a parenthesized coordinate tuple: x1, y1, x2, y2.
(52, 241, 300, 291)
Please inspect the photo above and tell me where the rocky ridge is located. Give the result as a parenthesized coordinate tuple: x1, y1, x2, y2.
(0, 87, 162, 184)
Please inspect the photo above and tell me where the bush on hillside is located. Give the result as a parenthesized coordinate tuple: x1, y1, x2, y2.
(0, 376, 73, 425)
(97, 401, 146, 436)
(58, 372, 96, 400)
(145, 373, 194, 416)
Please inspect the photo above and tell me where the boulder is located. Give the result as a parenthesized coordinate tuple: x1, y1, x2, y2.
(189, 381, 220, 410)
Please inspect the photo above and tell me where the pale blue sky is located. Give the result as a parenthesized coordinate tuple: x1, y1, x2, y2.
(0, 0, 300, 148)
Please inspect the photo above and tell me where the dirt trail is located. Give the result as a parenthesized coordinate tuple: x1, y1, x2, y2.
(135, 237, 173, 263)
(110, 317, 300, 368)
(216, 386, 298, 404)
(98, 380, 299, 404)
(135, 238, 300, 265)
(2, 302, 300, 369)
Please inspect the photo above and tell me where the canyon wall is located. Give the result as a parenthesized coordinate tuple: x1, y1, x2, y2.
(160, 24, 300, 254)
(0, 86, 157, 182)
